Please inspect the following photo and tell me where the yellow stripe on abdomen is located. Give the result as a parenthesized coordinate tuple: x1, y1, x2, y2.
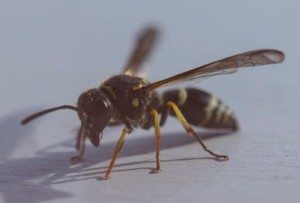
(199, 95, 218, 126)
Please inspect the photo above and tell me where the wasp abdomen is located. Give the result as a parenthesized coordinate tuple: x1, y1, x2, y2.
(162, 88, 238, 130)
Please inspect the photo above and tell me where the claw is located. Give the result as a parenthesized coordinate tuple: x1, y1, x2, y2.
(70, 156, 84, 164)
(215, 155, 229, 161)
(101, 175, 111, 180)
(149, 167, 162, 174)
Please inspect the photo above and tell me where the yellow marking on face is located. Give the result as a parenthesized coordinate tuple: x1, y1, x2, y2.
(199, 95, 218, 126)
(178, 88, 187, 105)
(109, 118, 118, 124)
(102, 85, 117, 99)
(132, 98, 140, 107)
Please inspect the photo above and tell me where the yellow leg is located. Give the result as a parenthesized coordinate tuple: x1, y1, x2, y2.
(167, 101, 229, 161)
(102, 128, 130, 179)
(150, 109, 162, 173)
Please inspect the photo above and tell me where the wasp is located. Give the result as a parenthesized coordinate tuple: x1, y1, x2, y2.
(21, 26, 285, 179)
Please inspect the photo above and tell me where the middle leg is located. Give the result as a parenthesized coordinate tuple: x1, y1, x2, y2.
(150, 109, 162, 173)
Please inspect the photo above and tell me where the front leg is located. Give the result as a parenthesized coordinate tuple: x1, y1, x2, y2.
(70, 126, 86, 163)
(102, 127, 131, 180)
(150, 109, 162, 173)
(70, 113, 89, 163)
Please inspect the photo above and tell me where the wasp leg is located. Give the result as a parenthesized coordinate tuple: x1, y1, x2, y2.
(150, 109, 162, 174)
(75, 126, 83, 151)
(102, 127, 130, 180)
(167, 101, 229, 161)
(70, 126, 86, 163)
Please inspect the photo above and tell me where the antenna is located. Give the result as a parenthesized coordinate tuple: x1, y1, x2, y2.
(21, 105, 85, 125)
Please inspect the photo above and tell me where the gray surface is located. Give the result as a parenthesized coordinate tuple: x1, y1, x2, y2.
(0, 1, 299, 203)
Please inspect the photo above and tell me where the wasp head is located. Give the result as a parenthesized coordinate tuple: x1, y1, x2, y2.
(77, 88, 113, 147)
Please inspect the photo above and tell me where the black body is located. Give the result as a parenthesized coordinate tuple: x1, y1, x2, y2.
(78, 74, 237, 147)
(20, 26, 284, 178)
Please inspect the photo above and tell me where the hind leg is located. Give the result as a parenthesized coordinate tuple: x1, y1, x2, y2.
(167, 101, 229, 161)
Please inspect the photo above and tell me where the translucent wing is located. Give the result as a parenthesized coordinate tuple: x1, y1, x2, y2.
(122, 26, 159, 76)
(139, 49, 284, 91)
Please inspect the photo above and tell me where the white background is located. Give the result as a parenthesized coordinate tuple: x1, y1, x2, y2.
(0, 1, 299, 203)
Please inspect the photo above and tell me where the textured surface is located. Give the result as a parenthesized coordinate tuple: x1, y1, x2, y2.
(0, 1, 299, 203)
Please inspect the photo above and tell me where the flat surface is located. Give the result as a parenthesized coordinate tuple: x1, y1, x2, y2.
(0, 1, 299, 203)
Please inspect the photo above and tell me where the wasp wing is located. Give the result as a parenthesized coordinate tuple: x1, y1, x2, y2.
(139, 49, 284, 91)
(122, 26, 159, 76)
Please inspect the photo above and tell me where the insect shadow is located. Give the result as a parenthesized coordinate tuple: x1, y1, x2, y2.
(0, 108, 233, 203)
